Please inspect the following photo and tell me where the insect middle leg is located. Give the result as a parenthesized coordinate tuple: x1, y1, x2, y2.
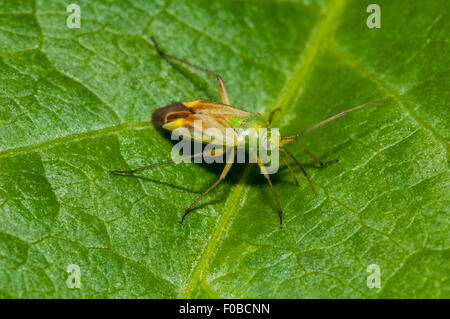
(180, 147, 236, 224)
(150, 36, 231, 105)
(257, 157, 284, 228)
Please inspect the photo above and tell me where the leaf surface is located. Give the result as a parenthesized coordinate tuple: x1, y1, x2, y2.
(0, 0, 448, 298)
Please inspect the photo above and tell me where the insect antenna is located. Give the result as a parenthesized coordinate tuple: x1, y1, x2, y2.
(282, 96, 392, 141)
(279, 147, 317, 195)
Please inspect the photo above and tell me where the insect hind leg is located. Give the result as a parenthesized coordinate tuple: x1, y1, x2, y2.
(149, 36, 231, 105)
(109, 148, 225, 175)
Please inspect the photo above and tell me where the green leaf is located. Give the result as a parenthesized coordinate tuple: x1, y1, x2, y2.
(0, 0, 448, 298)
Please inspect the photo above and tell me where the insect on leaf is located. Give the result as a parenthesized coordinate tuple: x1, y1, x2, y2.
(0, 0, 448, 298)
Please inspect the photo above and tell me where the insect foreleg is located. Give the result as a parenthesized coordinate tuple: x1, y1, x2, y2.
(282, 156, 299, 186)
(267, 108, 281, 125)
(280, 148, 317, 196)
(180, 147, 235, 224)
(282, 97, 392, 139)
(294, 138, 338, 167)
(150, 36, 231, 105)
(257, 157, 284, 228)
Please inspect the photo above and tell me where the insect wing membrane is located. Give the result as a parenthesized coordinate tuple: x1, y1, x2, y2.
(160, 100, 251, 146)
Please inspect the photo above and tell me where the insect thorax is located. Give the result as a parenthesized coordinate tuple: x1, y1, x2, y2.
(235, 113, 272, 149)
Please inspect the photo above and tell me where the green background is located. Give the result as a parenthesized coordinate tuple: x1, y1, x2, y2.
(0, 0, 448, 298)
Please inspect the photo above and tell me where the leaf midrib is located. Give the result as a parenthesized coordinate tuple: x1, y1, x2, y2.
(180, 0, 347, 298)
(327, 41, 450, 159)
